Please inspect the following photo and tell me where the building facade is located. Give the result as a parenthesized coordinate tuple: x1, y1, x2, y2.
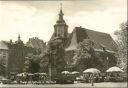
(0, 41, 9, 76)
(50, 8, 117, 72)
(7, 35, 36, 73)
(26, 37, 46, 54)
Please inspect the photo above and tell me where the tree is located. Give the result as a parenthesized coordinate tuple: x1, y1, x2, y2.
(73, 39, 103, 73)
(0, 58, 6, 76)
(39, 52, 49, 73)
(24, 53, 40, 73)
(47, 37, 66, 73)
(114, 22, 127, 72)
(73, 39, 94, 72)
(26, 37, 46, 54)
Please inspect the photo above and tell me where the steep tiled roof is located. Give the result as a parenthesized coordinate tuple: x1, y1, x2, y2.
(66, 27, 117, 52)
(85, 29, 117, 52)
(0, 41, 8, 50)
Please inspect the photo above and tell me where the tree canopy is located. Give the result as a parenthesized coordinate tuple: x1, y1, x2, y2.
(0, 58, 6, 76)
(73, 39, 103, 73)
(47, 37, 66, 73)
(114, 22, 127, 72)
(24, 53, 40, 73)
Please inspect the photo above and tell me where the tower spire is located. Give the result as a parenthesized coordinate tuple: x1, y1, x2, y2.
(15, 33, 23, 44)
(60, 3, 62, 10)
(53, 3, 68, 42)
(18, 34, 20, 40)
(58, 3, 64, 22)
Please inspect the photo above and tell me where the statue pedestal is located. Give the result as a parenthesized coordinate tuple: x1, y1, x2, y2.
(49, 65, 57, 81)
(51, 67, 57, 80)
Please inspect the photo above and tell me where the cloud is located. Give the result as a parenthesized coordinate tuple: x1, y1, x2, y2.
(0, 1, 56, 42)
(66, 6, 126, 33)
(0, 0, 127, 42)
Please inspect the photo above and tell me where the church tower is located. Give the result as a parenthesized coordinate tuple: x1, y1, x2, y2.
(15, 34, 23, 44)
(54, 4, 68, 40)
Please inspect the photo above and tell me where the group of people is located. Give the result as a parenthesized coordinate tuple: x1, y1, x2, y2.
(8, 73, 47, 84)
(82, 73, 106, 83)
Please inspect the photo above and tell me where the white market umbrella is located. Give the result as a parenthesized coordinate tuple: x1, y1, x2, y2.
(17, 73, 23, 77)
(83, 68, 100, 74)
(61, 71, 70, 74)
(106, 66, 124, 72)
(34, 73, 39, 75)
(39, 73, 47, 75)
(71, 71, 79, 74)
(28, 73, 34, 76)
(17, 72, 27, 77)
(1, 78, 8, 81)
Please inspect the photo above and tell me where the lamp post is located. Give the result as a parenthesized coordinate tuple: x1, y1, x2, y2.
(106, 57, 109, 70)
(24, 56, 29, 73)
(48, 51, 52, 82)
(49, 50, 56, 83)
(106, 57, 109, 78)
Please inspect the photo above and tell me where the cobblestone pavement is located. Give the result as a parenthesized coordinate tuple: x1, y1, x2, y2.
(0, 82, 127, 88)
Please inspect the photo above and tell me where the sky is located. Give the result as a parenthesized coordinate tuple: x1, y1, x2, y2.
(0, 0, 127, 43)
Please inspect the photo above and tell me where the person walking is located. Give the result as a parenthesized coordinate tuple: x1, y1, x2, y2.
(26, 74, 29, 84)
(90, 74, 94, 86)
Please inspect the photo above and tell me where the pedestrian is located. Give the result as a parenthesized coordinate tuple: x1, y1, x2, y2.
(26, 74, 29, 84)
(90, 74, 94, 86)
(16, 76, 21, 84)
(30, 75, 33, 84)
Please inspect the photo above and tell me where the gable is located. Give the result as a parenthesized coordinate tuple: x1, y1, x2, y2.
(0, 41, 8, 50)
